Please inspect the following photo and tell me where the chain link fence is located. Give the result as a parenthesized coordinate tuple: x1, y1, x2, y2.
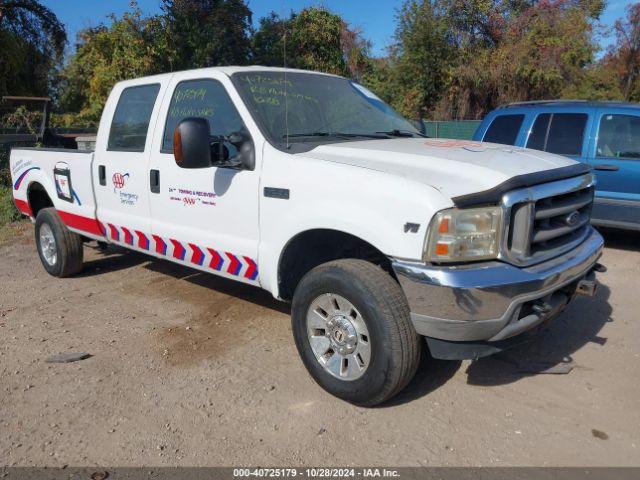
(417, 120, 482, 140)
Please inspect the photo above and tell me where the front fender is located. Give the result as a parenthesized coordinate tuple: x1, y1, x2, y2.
(258, 149, 452, 296)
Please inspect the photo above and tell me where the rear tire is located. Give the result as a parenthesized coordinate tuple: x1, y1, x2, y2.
(35, 208, 84, 277)
(291, 259, 421, 406)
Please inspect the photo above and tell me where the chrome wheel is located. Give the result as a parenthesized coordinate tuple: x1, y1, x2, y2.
(39, 223, 57, 266)
(307, 293, 371, 381)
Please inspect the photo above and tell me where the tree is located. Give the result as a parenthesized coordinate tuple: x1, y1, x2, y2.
(608, 2, 640, 101)
(251, 11, 293, 67)
(251, 8, 370, 80)
(289, 8, 348, 75)
(58, 5, 166, 124)
(0, 0, 66, 97)
(436, 0, 600, 118)
(340, 22, 371, 81)
(361, 57, 400, 105)
(160, 0, 252, 70)
(389, 0, 455, 118)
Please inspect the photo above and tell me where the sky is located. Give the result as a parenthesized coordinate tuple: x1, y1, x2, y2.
(42, 0, 631, 58)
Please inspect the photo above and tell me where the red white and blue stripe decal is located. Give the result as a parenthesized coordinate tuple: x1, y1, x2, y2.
(13, 167, 41, 190)
(103, 221, 258, 281)
(51, 210, 259, 282)
(152, 235, 167, 255)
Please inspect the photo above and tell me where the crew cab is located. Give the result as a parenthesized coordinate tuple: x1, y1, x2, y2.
(474, 100, 640, 231)
(11, 67, 604, 406)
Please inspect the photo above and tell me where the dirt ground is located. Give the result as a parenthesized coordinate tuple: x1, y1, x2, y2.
(1, 221, 639, 467)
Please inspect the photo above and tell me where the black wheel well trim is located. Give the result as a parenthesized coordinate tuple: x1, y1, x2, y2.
(276, 228, 396, 301)
(26, 181, 54, 217)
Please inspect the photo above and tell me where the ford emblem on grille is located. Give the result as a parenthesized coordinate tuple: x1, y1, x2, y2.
(564, 211, 581, 226)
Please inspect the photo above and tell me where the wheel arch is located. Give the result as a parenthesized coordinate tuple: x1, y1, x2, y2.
(26, 181, 54, 218)
(276, 228, 395, 301)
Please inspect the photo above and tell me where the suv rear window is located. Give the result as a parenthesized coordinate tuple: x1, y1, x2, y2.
(483, 114, 524, 145)
(526, 113, 587, 156)
(107, 84, 160, 152)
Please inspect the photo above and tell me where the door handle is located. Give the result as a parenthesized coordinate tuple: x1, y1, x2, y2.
(98, 165, 106, 186)
(150, 169, 160, 193)
(594, 164, 619, 171)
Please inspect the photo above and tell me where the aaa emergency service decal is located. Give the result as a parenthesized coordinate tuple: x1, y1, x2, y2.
(111, 172, 139, 206)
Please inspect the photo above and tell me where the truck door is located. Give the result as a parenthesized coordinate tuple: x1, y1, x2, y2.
(93, 83, 165, 249)
(588, 109, 640, 227)
(147, 72, 261, 285)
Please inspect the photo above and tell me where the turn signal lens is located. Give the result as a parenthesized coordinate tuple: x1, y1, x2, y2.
(435, 243, 449, 256)
(438, 217, 450, 234)
(425, 206, 502, 262)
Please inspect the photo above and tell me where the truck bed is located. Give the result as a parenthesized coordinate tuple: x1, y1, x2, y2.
(10, 147, 104, 239)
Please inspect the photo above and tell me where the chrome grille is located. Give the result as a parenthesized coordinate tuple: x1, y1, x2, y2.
(500, 174, 595, 266)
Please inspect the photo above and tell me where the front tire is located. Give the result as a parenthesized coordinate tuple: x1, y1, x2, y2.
(291, 259, 421, 406)
(35, 208, 84, 277)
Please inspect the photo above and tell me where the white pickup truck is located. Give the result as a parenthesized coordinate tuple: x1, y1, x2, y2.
(11, 67, 604, 406)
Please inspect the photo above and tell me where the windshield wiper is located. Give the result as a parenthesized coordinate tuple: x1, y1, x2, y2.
(284, 132, 388, 139)
(376, 129, 426, 138)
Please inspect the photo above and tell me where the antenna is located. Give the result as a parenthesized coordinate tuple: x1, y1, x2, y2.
(282, 1, 290, 149)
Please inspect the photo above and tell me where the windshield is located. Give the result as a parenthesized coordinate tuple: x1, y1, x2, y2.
(232, 71, 420, 150)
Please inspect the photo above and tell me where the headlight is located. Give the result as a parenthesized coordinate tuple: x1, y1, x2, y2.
(425, 206, 502, 262)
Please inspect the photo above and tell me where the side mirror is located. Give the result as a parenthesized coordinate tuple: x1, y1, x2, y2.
(173, 118, 212, 169)
(239, 139, 255, 171)
(211, 129, 255, 171)
(229, 130, 255, 171)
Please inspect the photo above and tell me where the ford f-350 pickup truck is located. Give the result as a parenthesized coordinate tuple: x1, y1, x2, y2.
(11, 67, 604, 406)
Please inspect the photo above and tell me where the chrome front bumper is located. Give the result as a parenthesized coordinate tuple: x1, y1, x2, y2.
(392, 227, 604, 343)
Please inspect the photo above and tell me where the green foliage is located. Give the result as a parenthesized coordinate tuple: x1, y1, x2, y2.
(251, 12, 292, 67)
(0, 145, 9, 186)
(0, 0, 66, 98)
(0, 145, 18, 226)
(58, 5, 167, 125)
(1, 106, 43, 134)
(3, 0, 639, 128)
(562, 64, 623, 101)
(435, 0, 602, 119)
(160, 0, 252, 70)
(289, 8, 347, 76)
(0, 186, 21, 226)
(361, 58, 400, 106)
(389, 0, 455, 118)
(252, 8, 370, 80)
(603, 2, 640, 102)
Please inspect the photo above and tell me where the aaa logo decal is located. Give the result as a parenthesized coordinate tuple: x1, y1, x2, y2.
(112, 172, 129, 189)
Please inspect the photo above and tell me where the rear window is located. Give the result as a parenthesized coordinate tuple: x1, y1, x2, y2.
(483, 114, 524, 145)
(526, 113, 587, 156)
(107, 84, 160, 152)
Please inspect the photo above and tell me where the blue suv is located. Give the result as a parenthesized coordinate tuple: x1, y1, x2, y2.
(474, 101, 640, 231)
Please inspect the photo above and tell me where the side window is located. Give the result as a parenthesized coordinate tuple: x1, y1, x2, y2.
(107, 84, 160, 152)
(483, 114, 525, 145)
(526, 113, 587, 156)
(546, 113, 587, 155)
(526, 113, 550, 151)
(596, 114, 640, 159)
(162, 79, 245, 153)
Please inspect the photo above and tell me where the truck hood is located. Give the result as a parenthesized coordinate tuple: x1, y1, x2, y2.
(297, 138, 579, 201)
